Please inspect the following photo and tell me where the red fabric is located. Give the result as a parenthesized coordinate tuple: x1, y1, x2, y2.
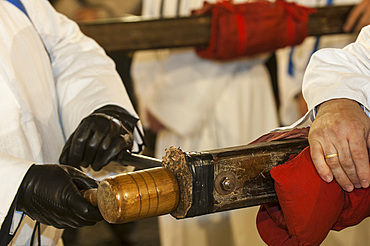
(334, 187, 370, 231)
(255, 143, 370, 245)
(192, 0, 316, 61)
(250, 127, 309, 144)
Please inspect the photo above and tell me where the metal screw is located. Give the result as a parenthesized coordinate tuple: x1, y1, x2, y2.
(215, 171, 237, 195)
(221, 177, 235, 191)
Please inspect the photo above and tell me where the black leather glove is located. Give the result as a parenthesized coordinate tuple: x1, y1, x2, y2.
(16, 164, 103, 229)
(59, 105, 139, 171)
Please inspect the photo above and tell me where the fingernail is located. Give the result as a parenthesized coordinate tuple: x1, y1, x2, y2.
(361, 180, 369, 188)
(355, 183, 362, 189)
(324, 175, 333, 183)
(344, 185, 354, 192)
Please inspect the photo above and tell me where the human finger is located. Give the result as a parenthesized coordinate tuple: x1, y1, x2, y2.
(333, 139, 361, 188)
(324, 144, 356, 192)
(343, 2, 364, 32)
(91, 133, 133, 171)
(309, 139, 333, 183)
(90, 134, 112, 171)
(309, 127, 355, 191)
(68, 126, 92, 167)
(327, 155, 354, 192)
(349, 136, 370, 188)
(354, 8, 370, 33)
(321, 145, 356, 192)
(81, 131, 105, 168)
(343, 0, 369, 32)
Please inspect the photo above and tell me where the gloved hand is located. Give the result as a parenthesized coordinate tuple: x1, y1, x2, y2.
(59, 105, 139, 171)
(16, 164, 103, 229)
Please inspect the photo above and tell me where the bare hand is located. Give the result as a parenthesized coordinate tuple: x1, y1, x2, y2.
(343, 0, 370, 33)
(308, 99, 370, 192)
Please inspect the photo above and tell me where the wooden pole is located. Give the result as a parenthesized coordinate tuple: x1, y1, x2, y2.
(84, 138, 308, 223)
(79, 5, 355, 52)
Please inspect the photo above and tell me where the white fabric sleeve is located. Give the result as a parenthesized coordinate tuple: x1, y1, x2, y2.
(302, 25, 370, 112)
(23, 0, 141, 141)
(0, 154, 32, 227)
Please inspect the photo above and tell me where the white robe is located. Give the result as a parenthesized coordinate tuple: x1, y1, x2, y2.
(0, 0, 139, 244)
(303, 24, 370, 245)
(132, 1, 279, 245)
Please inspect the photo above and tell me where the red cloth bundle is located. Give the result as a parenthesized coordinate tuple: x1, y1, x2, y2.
(193, 0, 315, 61)
(253, 130, 370, 246)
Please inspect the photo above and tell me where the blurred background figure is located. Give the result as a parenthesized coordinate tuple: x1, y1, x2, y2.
(131, 1, 279, 246)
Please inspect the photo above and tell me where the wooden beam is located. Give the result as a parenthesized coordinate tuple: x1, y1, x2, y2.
(79, 5, 354, 52)
(79, 15, 211, 52)
(84, 138, 309, 223)
(308, 5, 354, 36)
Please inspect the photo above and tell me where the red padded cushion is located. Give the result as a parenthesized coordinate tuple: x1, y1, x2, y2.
(334, 187, 370, 230)
(192, 0, 315, 60)
(257, 146, 370, 245)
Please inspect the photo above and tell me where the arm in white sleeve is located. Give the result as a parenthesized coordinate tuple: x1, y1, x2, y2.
(23, 0, 141, 141)
(302, 25, 370, 113)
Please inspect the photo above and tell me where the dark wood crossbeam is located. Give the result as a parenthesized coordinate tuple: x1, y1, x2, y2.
(79, 5, 354, 52)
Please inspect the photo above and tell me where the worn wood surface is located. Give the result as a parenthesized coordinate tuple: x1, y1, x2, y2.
(91, 167, 179, 224)
(211, 139, 308, 213)
(180, 138, 309, 217)
(81, 189, 98, 207)
(84, 139, 309, 223)
(308, 5, 354, 36)
(79, 5, 354, 52)
(161, 138, 309, 218)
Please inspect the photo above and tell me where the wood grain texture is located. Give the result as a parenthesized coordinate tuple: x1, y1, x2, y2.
(83, 139, 309, 223)
(96, 167, 179, 223)
(79, 5, 354, 52)
(81, 189, 98, 207)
